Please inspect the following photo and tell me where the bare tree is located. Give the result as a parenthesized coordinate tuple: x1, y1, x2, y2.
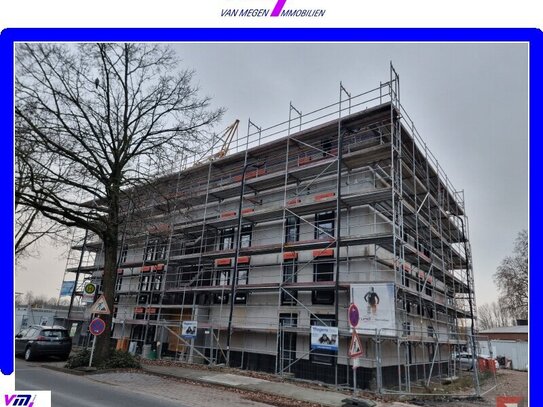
(23, 291, 35, 307)
(22, 291, 51, 308)
(15, 130, 69, 260)
(15, 43, 223, 363)
(477, 301, 512, 331)
(493, 230, 528, 321)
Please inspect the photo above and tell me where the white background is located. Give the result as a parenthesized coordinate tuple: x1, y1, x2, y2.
(0, 1, 542, 28)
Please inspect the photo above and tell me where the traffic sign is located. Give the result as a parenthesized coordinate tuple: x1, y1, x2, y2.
(348, 330, 364, 358)
(352, 356, 362, 369)
(83, 283, 96, 303)
(84, 283, 96, 295)
(348, 303, 360, 328)
(89, 317, 106, 336)
(89, 294, 111, 315)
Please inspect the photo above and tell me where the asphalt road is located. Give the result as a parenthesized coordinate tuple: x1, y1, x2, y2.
(15, 358, 273, 407)
(15, 358, 191, 407)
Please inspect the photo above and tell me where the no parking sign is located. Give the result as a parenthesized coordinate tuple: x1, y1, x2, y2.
(89, 317, 106, 336)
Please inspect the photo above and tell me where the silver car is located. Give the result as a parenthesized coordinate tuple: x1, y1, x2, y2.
(455, 352, 475, 370)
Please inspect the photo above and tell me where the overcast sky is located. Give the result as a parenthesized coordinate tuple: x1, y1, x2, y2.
(16, 42, 528, 309)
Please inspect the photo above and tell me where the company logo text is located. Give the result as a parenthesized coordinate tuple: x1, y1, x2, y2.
(221, 0, 326, 18)
(4, 395, 35, 407)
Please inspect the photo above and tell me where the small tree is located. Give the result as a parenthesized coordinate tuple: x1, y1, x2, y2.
(15, 43, 223, 364)
(493, 230, 528, 321)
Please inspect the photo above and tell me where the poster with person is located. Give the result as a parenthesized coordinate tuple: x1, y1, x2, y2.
(310, 326, 339, 351)
(351, 283, 395, 334)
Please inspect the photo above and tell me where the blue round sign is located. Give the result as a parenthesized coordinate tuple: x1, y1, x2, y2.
(89, 317, 106, 336)
(348, 303, 359, 328)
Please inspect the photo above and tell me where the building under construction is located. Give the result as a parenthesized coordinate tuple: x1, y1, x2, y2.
(60, 67, 477, 393)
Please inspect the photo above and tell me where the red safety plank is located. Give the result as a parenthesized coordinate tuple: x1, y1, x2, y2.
(313, 248, 334, 258)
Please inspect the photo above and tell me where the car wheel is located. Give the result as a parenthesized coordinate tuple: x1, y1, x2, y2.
(24, 347, 34, 361)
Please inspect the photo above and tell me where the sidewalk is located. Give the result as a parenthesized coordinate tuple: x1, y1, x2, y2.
(143, 363, 361, 407)
(39, 358, 416, 407)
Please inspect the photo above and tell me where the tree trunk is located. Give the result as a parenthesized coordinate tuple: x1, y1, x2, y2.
(93, 224, 119, 364)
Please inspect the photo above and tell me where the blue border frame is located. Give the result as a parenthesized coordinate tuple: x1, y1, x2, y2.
(2, 29, 539, 403)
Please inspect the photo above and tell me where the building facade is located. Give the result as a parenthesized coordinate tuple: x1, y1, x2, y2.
(62, 71, 476, 391)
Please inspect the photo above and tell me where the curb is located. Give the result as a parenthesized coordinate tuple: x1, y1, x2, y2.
(40, 365, 89, 376)
(41, 364, 142, 376)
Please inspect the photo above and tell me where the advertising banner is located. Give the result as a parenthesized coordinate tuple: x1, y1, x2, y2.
(351, 283, 396, 334)
(310, 325, 339, 351)
(182, 321, 198, 339)
(60, 281, 75, 297)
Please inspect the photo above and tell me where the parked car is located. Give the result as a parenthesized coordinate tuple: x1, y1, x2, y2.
(15, 325, 72, 361)
(454, 352, 499, 371)
(455, 352, 475, 370)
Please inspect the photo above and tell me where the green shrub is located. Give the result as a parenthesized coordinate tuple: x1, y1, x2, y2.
(65, 348, 140, 370)
(65, 348, 91, 369)
(100, 350, 141, 369)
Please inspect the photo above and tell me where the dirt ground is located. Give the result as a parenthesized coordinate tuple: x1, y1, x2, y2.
(417, 369, 528, 407)
(144, 360, 528, 407)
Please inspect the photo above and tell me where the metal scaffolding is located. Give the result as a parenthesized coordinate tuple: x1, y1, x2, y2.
(59, 65, 481, 395)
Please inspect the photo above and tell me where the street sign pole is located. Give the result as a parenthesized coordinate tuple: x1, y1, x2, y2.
(88, 315, 107, 367)
(353, 360, 357, 394)
(348, 305, 361, 395)
(351, 352, 363, 393)
(89, 334, 96, 367)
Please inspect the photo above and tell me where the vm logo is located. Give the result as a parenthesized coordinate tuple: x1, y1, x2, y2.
(271, 0, 287, 16)
(4, 394, 35, 407)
